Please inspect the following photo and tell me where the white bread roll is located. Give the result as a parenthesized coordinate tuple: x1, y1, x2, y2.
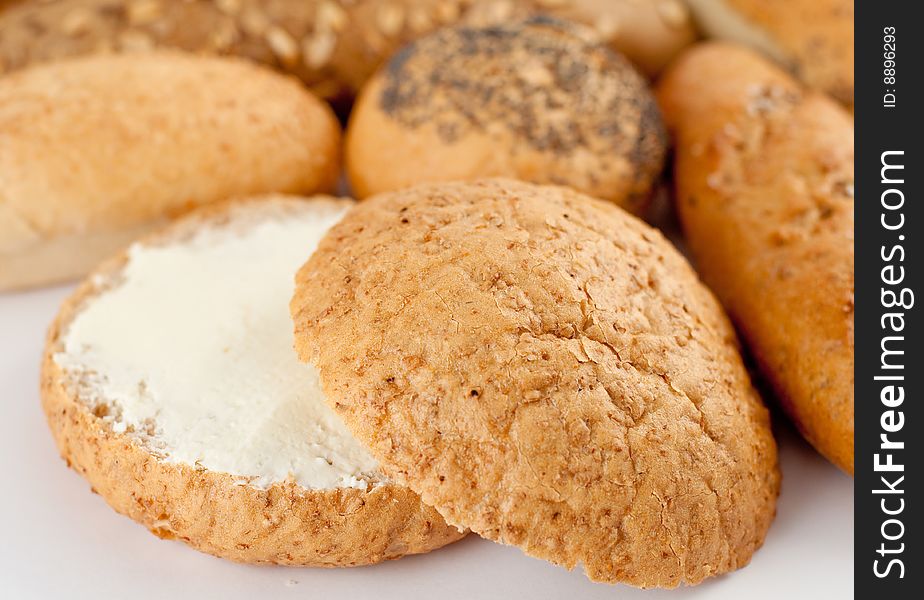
(0, 52, 341, 291)
(41, 196, 465, 565)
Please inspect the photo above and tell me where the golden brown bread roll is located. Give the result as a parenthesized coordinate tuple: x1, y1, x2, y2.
(0, 0, 696, 104)
(657, 43, 854, 473)
(291, 178, 779, 588)
(0, 51, 340, 291)
(683, 0, 854, 106)
(346, 18, 667, 213)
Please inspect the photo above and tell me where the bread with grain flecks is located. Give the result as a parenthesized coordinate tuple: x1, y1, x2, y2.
(291, 179, 780, 588)
(0, 0, 696, 105)
(346, 18, 667, 213)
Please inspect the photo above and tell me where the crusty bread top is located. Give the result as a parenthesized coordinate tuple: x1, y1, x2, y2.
(0, 51, 340, 256)
(362, 17, 666, 207)
(379, 17, 662, 157)
(292, 179, 779, 588)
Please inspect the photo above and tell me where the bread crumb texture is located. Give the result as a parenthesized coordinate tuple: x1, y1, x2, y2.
(292, 179, 780, 588)
(41, 197, 464, 566)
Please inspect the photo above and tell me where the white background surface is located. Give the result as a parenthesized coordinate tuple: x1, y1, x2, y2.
(1, 284, 853, 600)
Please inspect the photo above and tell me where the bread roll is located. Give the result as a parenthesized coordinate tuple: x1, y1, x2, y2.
(657, 43, 854, 473)
(42, 196, 465, 565)
(0, 0, 696, 104)
(683, 0, 854, 106)
(291, 179, 779, 588)
(0, 51, 340, 291)
(346, 18, 667, 213)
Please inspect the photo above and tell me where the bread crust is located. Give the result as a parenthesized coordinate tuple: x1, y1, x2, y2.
(0, 51, 340, 291)
(685, 0, 854, 106)
(346, 18, 666, 213)
(0, 0, 694, 103)
(657, 43, 854, 474)
(292, 179, 780, 588)
(41, 196, 465, 566)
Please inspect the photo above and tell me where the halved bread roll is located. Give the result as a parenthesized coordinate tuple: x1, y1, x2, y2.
(0, 52, 341, 292)
(41, 196, 464, 566)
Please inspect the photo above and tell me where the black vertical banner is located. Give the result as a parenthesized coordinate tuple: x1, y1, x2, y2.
(855, 1, 922, 597)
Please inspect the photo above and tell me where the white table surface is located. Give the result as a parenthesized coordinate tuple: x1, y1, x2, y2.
(1, 283, 853, 600)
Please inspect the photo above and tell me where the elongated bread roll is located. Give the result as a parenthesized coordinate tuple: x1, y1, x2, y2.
(657, 43, 854, 473)
(0, 52, 340, 291)
(42, 196, 464, 565)
(683, 0, 853, 106)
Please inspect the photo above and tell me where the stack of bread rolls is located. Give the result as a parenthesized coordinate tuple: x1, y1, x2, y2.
(0, 0, 853, 589)
(0, 0, 697, 104)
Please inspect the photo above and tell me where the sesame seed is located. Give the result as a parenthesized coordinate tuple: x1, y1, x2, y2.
(240, 8, 269, 36)
(317, 1, 348, 33)
(267, 26, 299, 66)
(303, 31, 337, 68)
(376, 3, 405, 37)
